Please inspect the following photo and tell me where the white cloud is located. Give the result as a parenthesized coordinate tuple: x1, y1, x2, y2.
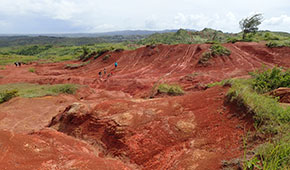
(261, 15, 290, 32)
(173, 12, 239, 32)
(0, 0, 289, 33)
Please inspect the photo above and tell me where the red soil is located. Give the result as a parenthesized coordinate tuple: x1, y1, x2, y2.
(0, 42, 289, 169)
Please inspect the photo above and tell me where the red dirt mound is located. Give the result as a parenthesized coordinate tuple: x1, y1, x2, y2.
(49, 86, 253, 169)
(1, 43, 289, 97)
(0, 42, 289, 169)
(0, 129, 133, 170)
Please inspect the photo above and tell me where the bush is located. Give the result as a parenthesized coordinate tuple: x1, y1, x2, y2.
(16, 45, 52, 56)
(227, 78, 290, 169)
(264, 32, 280, 41)
(50, 84, 78, 94)
(266, 41, 290, 48)
(65, 61, 90, 69)
(94, 49, 109, 59)
(198, 52, 212, 65)
(250, 67, 290, 93)
(102, 54, 110, 61)
(210, 44, 231, 56)
(157, 83, 184, 96)
(81, 51, 96, 61)
(28, 68, 35, 73)
(227, 37, 240, 43)
(0, 89, 18, 103)
(198, 44, 231, 65)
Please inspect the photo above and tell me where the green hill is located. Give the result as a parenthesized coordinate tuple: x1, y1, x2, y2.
(137, 28, 290, 46)
(137, 28, 235, 45)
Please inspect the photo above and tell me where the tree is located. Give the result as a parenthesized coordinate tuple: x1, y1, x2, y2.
(239, 14, 263, 40)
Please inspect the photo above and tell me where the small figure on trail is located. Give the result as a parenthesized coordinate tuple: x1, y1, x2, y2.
(14, 62, 18, 67)
(104, 68, 107, 75)
(98, 71, 102, 78)
(18, 62, 21, 67)
(114, 62, 118, 68)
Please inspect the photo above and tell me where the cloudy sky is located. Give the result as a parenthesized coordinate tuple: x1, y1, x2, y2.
(0, 0, 289, 34)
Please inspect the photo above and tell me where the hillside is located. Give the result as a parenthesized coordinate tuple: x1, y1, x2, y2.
(0, 42, 289, 169)
(138, 28, 290, 45)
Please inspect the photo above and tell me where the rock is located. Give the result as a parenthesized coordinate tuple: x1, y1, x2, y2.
(269, 87, 290, 103)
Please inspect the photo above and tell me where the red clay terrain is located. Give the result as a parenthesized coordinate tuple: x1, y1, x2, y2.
(0, 42, 289, 169)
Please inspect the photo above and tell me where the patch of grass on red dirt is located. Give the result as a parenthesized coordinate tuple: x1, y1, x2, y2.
(226, 76, 290, 169)
(157, 83, 184, 96)
(0, 83, 80, 99)
(199, 44, 231, 65)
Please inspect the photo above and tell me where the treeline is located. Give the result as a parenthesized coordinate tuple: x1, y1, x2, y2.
(0, 35, 146, 47)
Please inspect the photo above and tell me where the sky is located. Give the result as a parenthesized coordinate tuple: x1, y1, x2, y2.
(0, 0, 290, 34)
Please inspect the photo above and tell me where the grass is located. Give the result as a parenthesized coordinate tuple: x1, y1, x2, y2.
(206, 79, 231, 88)
(28, 67, 35, 73)
(0, 83, 80, 99)
(206, 68, 290, 169)
(157, 83, 184, 96)
(266, 40, 290, 48)
(0, 89, 18, 104)
(198, 44, 231, 65)
(0, 43, 137, 66)
(65, 61, 90, 69)
(102, 54, 111, 61)
(226, 78, 290, 169)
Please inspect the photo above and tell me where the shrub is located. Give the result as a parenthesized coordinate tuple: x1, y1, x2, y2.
(28, 68, 35, 73)
(81, 51, 96, 61)
(50, 84, 78, 94)
(16, 45, 52, 56)
(266, 41, 290, 48)
(227, 78, 290, 169)
(264, 32, 280, 41)
(157, 83, 184, 96)
(198, 52, 212, 64)
(198, 44, 231, 65)
(250, 67, 290, 93)
(102, 54, 110, 61)
(227, 37, 240, 43)
(114, 48, 124, 52)
(210, 44, 231, 56)
(0, 89, 18, 103)
(94, 49, 109, 59)
(65, 61, 90, 69)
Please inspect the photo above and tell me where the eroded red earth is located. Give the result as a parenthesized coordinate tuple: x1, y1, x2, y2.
(0, 42, 289, 169)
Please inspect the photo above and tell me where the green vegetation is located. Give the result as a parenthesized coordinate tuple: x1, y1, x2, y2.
(223, 67, 290, 169)
(0, 43, 137, 65)
(102, 54, 111, 61)
(0, 89, 18, 104)
(0, 83, 80, 100)
(157, 83, 184, 96)
(266, 40, 290, 48)
(138, 28, 234, 45)
(199, 44, 231, 65)
(239, 14, 263, 40)
(65, 61, 90, 69)
(15, 45, 52, 55)
(206, 79, 231, 88)
(250, 67, 290, 93)
(0, 35, 146, 47)
(28, 67, 35, 73)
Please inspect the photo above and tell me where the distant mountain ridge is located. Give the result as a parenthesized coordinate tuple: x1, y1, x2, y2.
(0, 29, 197, 38)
